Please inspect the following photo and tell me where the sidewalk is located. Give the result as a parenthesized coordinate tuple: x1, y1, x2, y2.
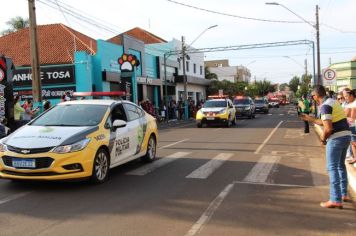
(157, 118, 195, 130)
(314, 124, 356, 202)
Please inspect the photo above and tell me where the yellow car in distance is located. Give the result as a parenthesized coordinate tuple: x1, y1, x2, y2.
(0, 99, 158, 184)
(196, 95, 236, 128)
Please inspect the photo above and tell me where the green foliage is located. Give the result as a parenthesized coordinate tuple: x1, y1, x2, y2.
(279, 83, 289, 91)
(205, 67, 218, 80)
(289, 76, 300, 93)
(289, 74, 312, 98)
(1, 16, 29, 36)
(207, 79, 275, 99)
(207, 80, 248, 98)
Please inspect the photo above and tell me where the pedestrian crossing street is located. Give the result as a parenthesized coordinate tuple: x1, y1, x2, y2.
(126, 150, 325, 187)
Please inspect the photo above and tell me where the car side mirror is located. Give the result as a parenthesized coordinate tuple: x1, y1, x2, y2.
(113, 120, 127, 129)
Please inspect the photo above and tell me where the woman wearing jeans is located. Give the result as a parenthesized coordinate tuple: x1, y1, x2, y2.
(301, 85, 351, 208)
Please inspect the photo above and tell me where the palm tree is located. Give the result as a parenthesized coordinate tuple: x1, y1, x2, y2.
(1, 16, 29, 36)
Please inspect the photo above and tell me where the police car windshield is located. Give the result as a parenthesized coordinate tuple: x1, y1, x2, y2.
(203, 100, 227, 108)
(254, 99, 265, 104)
(233, 99, 249, 105)
(31, 104, 108, 126)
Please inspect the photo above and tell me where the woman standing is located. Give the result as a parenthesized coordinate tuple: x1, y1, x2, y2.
(343, 88, 356, 164)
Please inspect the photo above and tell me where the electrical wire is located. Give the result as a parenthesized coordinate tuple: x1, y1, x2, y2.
(166, 0, 303, 24)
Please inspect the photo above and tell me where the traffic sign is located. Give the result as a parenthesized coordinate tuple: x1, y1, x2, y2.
(323, 68, 337, 86)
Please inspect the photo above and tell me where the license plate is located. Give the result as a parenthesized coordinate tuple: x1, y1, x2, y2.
(206, 117, 215, 120)
(12, 159, 36, 168)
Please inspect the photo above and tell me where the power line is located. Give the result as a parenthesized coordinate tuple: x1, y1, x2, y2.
(166, 0, 303, 24)
(38, 0, 122, 35)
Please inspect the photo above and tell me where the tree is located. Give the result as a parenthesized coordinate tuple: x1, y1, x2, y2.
(279, 83, 289, 91)
(206, 80, 247, 98)
(255, 79, 275, 96)
(1, 16, 29, 36)
(289, 76, 300, 93)
(205, 67, 218, 80)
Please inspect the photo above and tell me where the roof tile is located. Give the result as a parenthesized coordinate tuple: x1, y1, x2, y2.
(0, 23, 97, 67)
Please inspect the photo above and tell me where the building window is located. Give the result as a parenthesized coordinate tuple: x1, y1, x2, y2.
(178, 59, 181, 70)
(186, 61, 189, 72)
(193, 64, 196, 73)
(200, 66, 203, 75)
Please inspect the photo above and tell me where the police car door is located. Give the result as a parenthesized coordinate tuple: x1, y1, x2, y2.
(122, 103, 142, 157)
(109, 104, 131, 165)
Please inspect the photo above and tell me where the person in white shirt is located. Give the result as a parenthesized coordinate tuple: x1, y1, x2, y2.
(343, 88, 356, 164)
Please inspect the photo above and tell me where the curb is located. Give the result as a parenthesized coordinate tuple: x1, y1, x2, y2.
(314, 124, 356, 203)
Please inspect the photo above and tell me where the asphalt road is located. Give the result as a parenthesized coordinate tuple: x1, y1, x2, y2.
(1, 105, 356, 236)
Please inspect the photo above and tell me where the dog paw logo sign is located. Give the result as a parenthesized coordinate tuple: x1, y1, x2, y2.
(118, 54, 140, 72)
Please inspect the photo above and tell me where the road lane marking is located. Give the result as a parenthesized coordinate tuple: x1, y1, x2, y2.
(186, 153, 233, 179)
(158, 139, 189, 150)
(185, 183, 234, 236)
(214, 128, 222, 131)
(126, 152, 190, 176)
(243, 155, 281, 183)
(0, 192, 31, 205)
(234, 181, 311, 188)
(279, 114, 284, 116)
(254, 121, 283, 154)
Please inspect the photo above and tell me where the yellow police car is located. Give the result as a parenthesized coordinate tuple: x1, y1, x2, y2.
(0, 98, 158, 183)
(196, 95, 236, 128)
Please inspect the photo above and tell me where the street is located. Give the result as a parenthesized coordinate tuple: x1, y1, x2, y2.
(0, 105, 355, 236)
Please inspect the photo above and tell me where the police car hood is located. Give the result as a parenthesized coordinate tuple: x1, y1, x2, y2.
(5, 125, 97, 149)
(201, 107, 226, 113)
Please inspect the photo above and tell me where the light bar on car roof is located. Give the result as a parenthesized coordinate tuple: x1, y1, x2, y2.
(208, 95, 229, 99)
(73, 91, 127, 97)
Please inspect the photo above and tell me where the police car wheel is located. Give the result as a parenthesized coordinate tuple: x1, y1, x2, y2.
(141, 135, 156, 163)
(91, 148, 110, 184)
(197, 123, 202, 128)
(232, 116, 236, 126)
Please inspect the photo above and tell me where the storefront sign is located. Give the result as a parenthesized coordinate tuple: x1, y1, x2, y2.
(118, 54, 140, 72)
(13, 86, 76, 100)
(0, 85, 6, 118)
(12, 65, 75, 87)
(136, 76, 162, 86)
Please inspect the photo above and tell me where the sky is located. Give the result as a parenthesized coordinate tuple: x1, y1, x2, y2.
(1, 0, 356, 84)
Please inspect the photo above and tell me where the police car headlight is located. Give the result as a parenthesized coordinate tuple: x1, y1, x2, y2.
(0, 142, 8, 152)
(52, 138, 91, 154)
(218, 109, 227, 114)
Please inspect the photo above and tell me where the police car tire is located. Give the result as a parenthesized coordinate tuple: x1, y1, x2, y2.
(232, 117, 236, 125)
(141, 135, 157, 163)
(91, 148, 110, 184)
(197, 123, 202, 128)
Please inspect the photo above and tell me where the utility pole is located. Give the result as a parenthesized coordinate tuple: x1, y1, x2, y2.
(304, 58, 308, 79)
(316, 5, 321, 85)
(28, 0, 42, 106)
(182, 36, 188, 120)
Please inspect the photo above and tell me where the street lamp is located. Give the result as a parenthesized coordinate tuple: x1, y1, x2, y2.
(182, 24, 218, 120)
(283, 56, 304, 69)
(246, 60, 256, 67)
(265, 2, 321, 86)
